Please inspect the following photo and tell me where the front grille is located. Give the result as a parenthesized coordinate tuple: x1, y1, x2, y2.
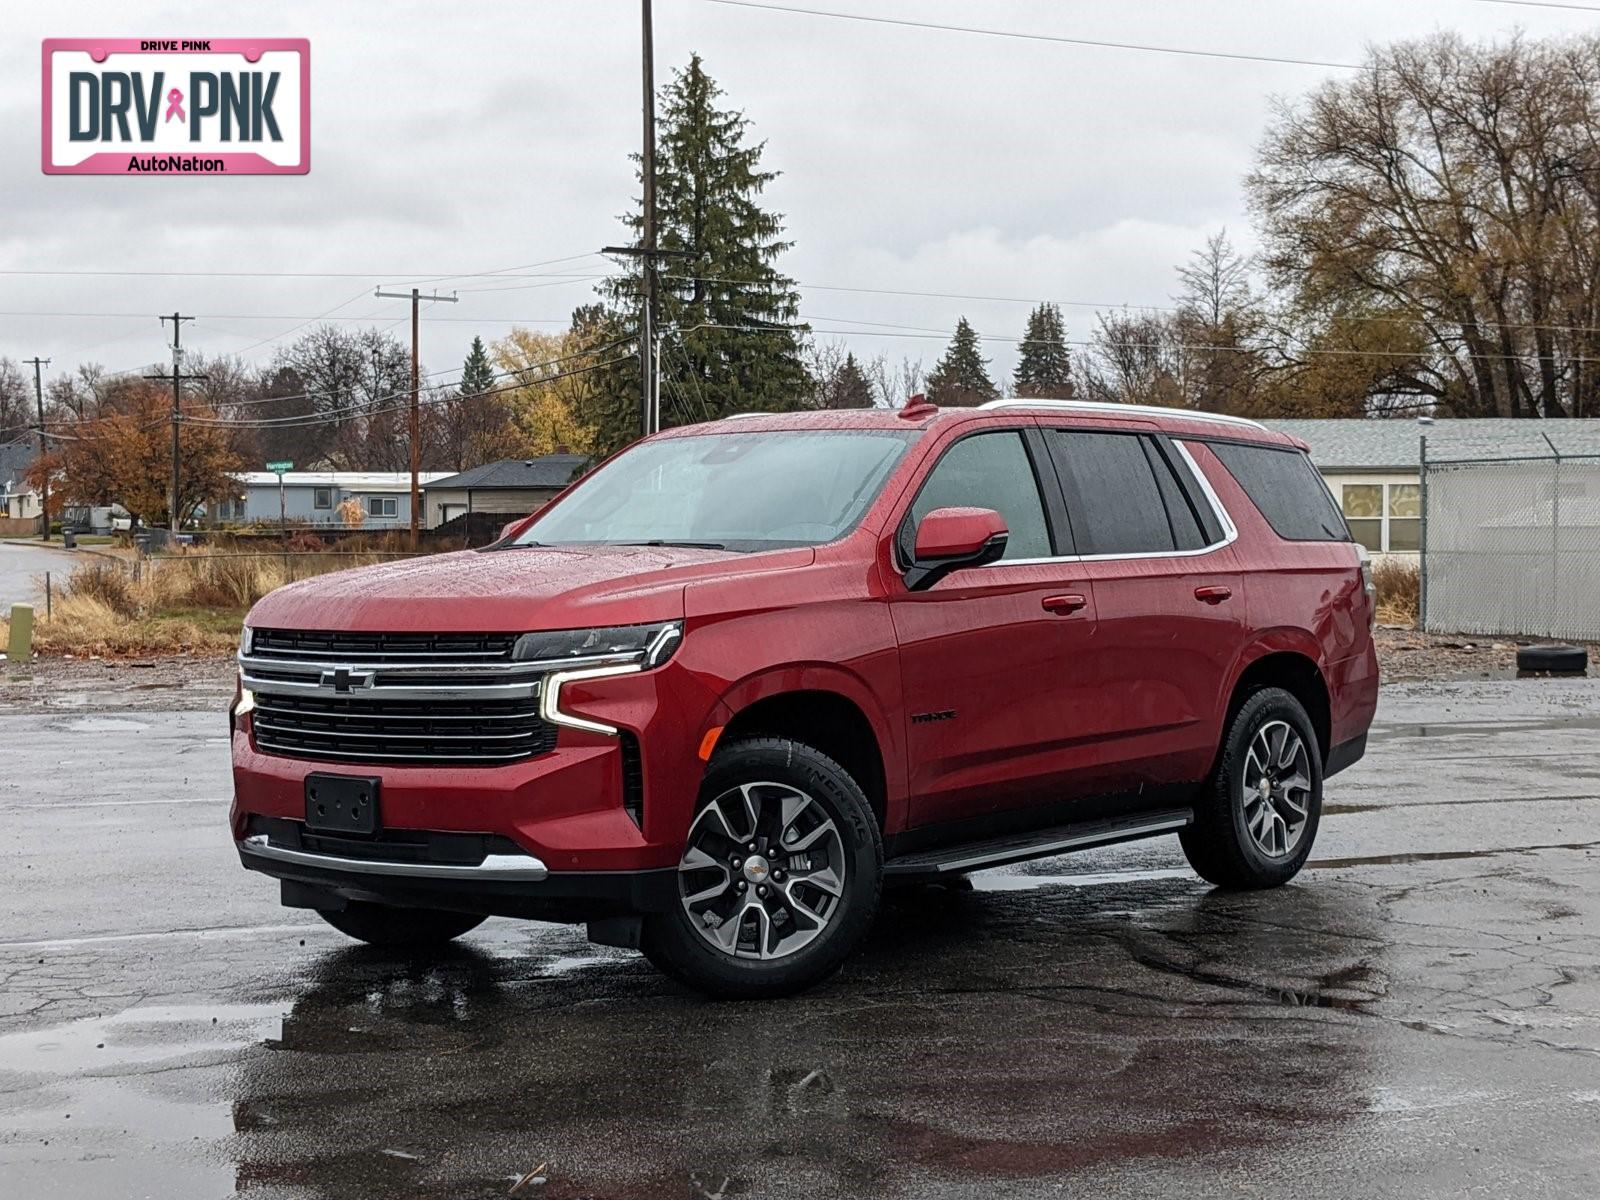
(252, 691, 557, 766)
(252, 628, 517, 663)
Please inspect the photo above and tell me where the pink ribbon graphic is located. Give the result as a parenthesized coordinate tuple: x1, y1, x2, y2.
(164, 88, 185, 123)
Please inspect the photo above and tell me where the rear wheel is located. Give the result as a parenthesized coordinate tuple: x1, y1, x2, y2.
(642, 737, 882, 999)
(318, 901, 486, 947)
(1181, 687, 1323, 890)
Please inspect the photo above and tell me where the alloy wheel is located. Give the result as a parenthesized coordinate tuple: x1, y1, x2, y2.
(678, 781, 847, 960)
(1240, 720, 1312, 858)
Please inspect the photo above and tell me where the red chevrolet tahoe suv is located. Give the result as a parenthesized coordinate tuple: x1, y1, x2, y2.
(231, 399, 1378, 997)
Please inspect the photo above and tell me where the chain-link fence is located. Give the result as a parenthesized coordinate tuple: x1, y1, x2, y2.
(1423, 448, 1600, 641)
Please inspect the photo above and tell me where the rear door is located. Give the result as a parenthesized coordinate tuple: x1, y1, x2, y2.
(1041, 425, 1245, 788)
(888, 425, 1101, 828)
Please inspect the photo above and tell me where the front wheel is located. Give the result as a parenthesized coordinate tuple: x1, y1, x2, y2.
(642, 737, 882, 999)
(1181, 687, 1324, 890)
(318, 901, 486, 947)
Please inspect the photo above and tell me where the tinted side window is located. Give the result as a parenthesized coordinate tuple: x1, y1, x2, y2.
(1143, 440, 1208, 551)
(1050, 430, 1175, 555)
(1207, 441, 1350, 542)
(909, 431, 1052, 560)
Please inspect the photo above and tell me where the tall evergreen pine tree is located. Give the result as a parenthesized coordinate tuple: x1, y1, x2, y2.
(459, 336, 495, 398)
(834, 352, 874, 408)
(926, 318, 997, 407)
(1012, 302, 1074, 398)
(589, 55, 810, 453)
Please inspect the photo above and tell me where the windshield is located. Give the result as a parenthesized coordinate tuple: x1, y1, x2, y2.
(513, 428, 914, 552)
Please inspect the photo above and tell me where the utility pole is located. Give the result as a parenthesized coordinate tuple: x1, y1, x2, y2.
(145, 314, 205, 535)
(641, 0, 657, 440)
(23, 357, 48, 540)
(374, 287, 457, 548)
(602, 0, 693, 441)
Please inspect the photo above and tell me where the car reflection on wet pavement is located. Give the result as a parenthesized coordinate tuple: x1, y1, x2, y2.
(3, 679, 1599, 1198)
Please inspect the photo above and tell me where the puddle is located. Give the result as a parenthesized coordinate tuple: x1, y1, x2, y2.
(0, 1001, 287, 1075)
(1369, 714, 1600, 744)
(1310, 840, 1600, 870)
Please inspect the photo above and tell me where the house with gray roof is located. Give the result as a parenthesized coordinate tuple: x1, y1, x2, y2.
(0, 438, 40, 526)
(421, 454, 590, 528)
(1260, 419, 1600, 557)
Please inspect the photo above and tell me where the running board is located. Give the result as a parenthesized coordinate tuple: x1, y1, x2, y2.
(883, 809, 1193, 878)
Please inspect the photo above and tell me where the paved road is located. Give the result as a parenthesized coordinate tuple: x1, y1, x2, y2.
(0, 541, 71, 613)
(2, 679, 1599, 1198)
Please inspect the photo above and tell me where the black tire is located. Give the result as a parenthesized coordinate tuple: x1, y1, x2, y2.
(318, 901, 486, 948)
(1517, 643, 1588, 674)
(1181, 687, 1323, 890)
(641, 737, 882, 999)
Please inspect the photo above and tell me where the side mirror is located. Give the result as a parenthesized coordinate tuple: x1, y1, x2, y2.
(905, 506, 1009, 591)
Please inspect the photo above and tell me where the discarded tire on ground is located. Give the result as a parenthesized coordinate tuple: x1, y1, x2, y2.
(1516, 643, 1588, 673)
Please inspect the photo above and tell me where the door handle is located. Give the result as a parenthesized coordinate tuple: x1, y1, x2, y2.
(1042, 593, 1088, 614)
(1194, 585, 1232, 604)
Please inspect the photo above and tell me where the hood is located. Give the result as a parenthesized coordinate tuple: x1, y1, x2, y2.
(245, 543, 813, 634)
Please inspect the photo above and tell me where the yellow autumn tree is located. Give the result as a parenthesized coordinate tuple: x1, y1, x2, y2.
(492, 328, 599, 457)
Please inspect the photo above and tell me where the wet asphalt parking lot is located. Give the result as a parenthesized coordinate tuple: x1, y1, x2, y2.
(2, 672, 1599, 1199)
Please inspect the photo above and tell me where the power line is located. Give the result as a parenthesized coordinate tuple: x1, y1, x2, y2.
(175, 338, 635, 428)
(0, 309, 575, 324)
(183, 357, 633, 432)
(0, 253, 607, 283)
(690, 315, 1600, 366)
(1471, 0, 1600, 10)
(698, 0, 1367, 71)
(666, 272, 1600, 341)
(35, 333, 636, 428)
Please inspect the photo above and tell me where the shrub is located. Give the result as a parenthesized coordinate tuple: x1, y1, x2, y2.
(64, 561, 138, 616)
(1373, 557, 1420, 627)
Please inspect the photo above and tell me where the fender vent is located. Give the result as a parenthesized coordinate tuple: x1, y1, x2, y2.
(619, 732, 644, 829)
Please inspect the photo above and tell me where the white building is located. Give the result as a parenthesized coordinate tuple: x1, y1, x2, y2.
(1262, 419, 1600, 559)
(219, 471, 450, 529)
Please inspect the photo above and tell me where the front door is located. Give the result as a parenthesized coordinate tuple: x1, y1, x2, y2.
(888, 427, 1100, 829)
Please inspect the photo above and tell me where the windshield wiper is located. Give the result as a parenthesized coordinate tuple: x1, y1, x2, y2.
(622, 539, 727, 550)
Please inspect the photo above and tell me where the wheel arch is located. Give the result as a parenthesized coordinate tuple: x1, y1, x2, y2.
(1221, 640, 1332, 765)
(711, 673, 897, 833)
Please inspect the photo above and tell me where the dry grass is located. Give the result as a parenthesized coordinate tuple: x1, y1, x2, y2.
(3, 543, 415, 657)
(1373, 557, 1420, 627)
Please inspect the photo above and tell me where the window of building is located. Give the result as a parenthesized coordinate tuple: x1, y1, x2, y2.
(1341, 481, 1419, 553)
(368, 496, 399, 518)
(907, 431, 1052, 560)
(313, 488, 333, 510)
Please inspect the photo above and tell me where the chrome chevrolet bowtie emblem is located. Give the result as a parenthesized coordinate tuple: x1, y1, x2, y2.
(320, 667, 373, 693)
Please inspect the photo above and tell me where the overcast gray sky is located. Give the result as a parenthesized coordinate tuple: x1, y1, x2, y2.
(3, 0, 1593, 397)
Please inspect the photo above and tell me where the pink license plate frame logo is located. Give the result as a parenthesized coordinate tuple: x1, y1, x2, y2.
(42, 38, 310, 175)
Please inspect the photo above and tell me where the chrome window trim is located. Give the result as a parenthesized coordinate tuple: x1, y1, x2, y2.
(984, 438, 1237, 568)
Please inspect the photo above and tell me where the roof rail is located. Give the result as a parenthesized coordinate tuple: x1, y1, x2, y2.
(978, 398, 1267, 431)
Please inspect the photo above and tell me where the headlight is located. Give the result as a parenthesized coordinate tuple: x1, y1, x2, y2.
(239, 624, 254, 658)
(513, 620, 681, 668)
(522, 621, 682, 737)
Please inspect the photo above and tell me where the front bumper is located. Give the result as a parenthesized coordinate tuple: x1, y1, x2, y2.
(231, 654, 721, 873)
(237, 819, 677, 923)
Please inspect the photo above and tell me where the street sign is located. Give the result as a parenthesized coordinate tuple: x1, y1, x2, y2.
(265, 461, 293, 473)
